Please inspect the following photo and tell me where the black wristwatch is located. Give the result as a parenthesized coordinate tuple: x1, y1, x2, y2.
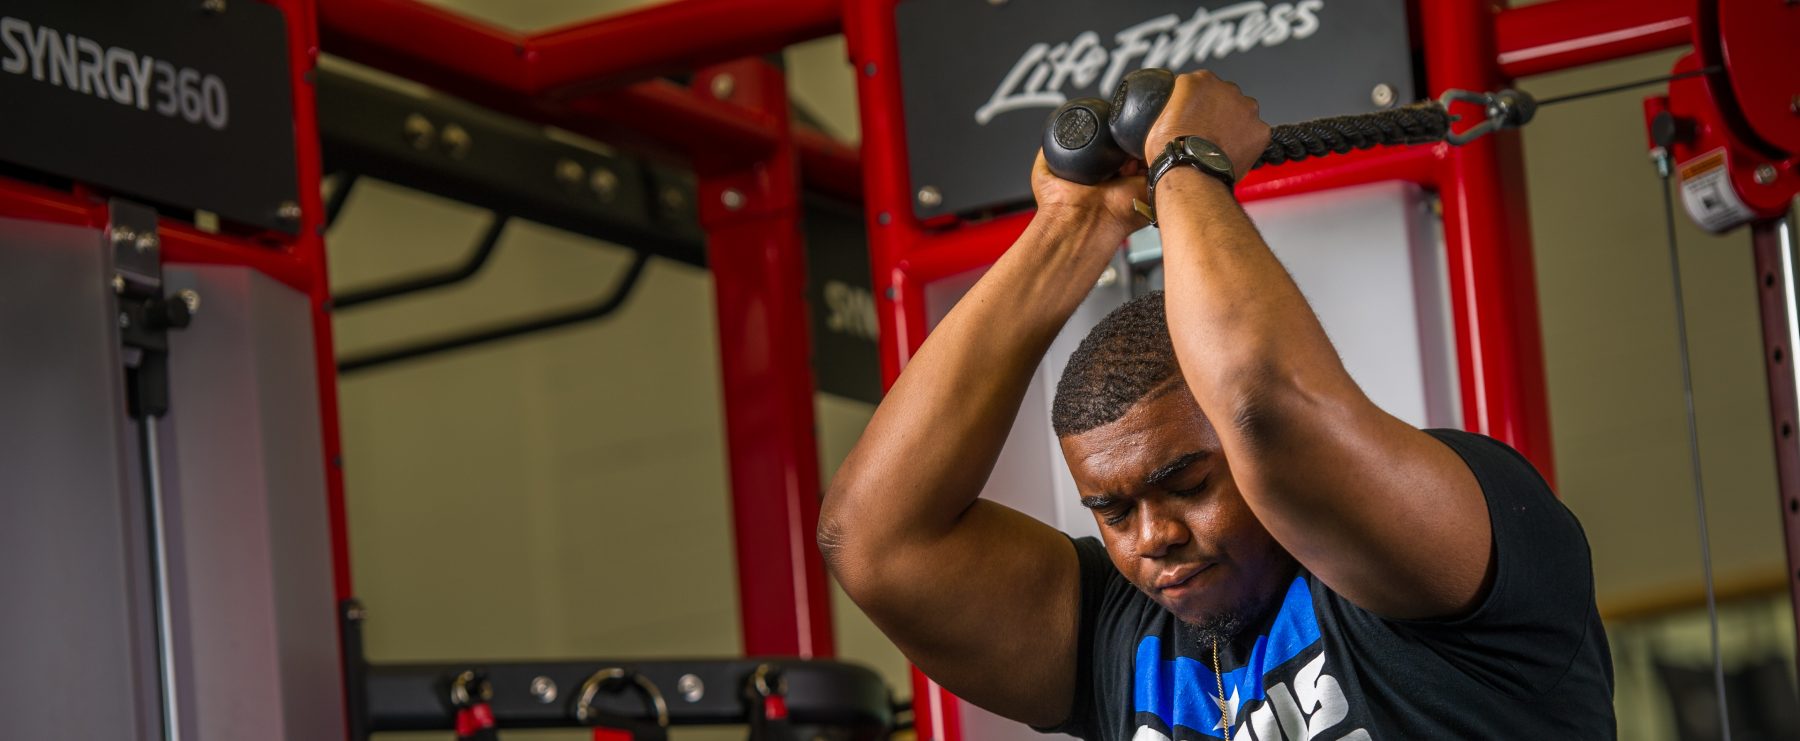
(1145, 136, 1236, 225)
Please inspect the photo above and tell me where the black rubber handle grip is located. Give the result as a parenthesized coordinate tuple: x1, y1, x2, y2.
(1041, 97, 1129, 186)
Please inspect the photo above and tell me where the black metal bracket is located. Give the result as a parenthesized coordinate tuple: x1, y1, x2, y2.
(330, 213, 510, 310)
(340, 600, 895, 740)
(316, 67, 706, 268)
(109, 198, 196, 419)
(335, 248, 651, 373)
(317, 64, 716, 372)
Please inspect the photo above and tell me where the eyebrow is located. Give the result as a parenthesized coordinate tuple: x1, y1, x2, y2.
(1144, 451, 1208, 487)
(1079, 495, 1117, 510)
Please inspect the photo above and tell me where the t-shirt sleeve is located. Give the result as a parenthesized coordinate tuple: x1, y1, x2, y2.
(1394, 428, 1603, 694)
(1033, 535, 1119, 738)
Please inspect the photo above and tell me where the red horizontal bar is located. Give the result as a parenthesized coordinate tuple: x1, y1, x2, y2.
(1237, 143, 1444, 203)
(0, 179, 314, 293)
(0, 178, 103, 229)
(318, 0, 784, 163)
(1495, 0, 1693, 79)
(161, 229, 314, 294)
(318, 0, 525, 92)
(897, 211, 1033, 285)
(527, 0, 840, 96)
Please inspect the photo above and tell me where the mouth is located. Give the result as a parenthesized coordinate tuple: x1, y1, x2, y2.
(1154, 563, 1213, 592)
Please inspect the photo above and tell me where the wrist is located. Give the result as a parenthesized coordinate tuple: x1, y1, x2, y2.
(1016, 210, 1125, 297)
(1032, 204, 1130, 249)
(1151, 167, 1239, 238)
(1147, 160, 1230, 234)
(1156, 166, 1232, 200)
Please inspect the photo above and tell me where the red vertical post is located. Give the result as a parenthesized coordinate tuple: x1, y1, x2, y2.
(842, 1, 966, 737)
(267, 0, 353, 601)
(1424, 0, 1558, 481)
(693, 58, 837, 659)
(276, 0, 359, 733)
(843, 0, 927, 383)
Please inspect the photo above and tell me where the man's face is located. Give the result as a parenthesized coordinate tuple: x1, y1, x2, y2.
(1060, 383, 1296, 631)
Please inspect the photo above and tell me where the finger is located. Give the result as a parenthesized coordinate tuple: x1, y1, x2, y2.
(1108, 174, 1149, 204)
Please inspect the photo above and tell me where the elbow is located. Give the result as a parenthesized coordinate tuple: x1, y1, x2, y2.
(816, 493, 850, 577)
(816, 475, 866, 582)
(816, 495, 879, 603)
(817, 474, 900, 602)
(1211, 355, 1315, 449)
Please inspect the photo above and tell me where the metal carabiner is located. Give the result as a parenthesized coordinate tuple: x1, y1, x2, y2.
(1437, 88, 1538, 146)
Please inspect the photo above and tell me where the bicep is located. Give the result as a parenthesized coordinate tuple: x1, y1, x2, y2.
(834, 500, 1083, 727)
(1222, 386, 1494, 620)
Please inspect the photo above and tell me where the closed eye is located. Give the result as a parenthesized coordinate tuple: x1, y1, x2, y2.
(1169, 478, 1209, 498)
(1082, 496, 1134, 527)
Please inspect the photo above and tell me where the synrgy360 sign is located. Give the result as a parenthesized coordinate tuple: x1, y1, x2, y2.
(0, 1, 299, 233)
(2, 17, 234, 131)
(895, 0, 1413, 219)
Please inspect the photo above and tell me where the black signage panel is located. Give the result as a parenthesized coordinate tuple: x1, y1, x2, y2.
(895, 0, 1414, 219)
(803, 195, 882, 405)
(0, 0, 299, 232)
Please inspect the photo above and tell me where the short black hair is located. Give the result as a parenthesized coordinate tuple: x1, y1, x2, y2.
(1052, 290, 1182, 437)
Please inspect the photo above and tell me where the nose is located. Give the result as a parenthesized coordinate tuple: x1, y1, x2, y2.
(1135, 499, 1191, 559)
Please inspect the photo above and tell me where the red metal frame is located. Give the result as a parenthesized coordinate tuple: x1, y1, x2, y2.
(3, 0, 1791, 739)
(1495, 0, 1693, 79)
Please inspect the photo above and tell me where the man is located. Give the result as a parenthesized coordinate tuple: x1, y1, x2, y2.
(818, 71, 1613, 740)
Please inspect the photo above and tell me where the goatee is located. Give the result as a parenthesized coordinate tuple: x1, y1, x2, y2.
(1182, 612, 1247, 650)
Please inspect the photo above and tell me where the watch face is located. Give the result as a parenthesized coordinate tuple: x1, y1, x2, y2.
(1181, 138, 1232, 175)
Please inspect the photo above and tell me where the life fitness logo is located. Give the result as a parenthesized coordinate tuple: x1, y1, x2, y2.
(1, 16, 232, 131)
(975, 1, 1325, 126)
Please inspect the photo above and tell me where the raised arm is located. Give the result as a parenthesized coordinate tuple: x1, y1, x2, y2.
(1144, 72, 1495, 620)
(819, 155, 1142, 726)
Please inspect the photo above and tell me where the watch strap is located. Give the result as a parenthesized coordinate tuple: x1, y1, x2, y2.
(1145, 136, 1236, 227)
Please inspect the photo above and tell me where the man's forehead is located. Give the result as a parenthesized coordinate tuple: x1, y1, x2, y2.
(1062, 389, 1220, 480)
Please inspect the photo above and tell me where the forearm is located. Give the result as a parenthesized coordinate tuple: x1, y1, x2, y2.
(821, 212, 1119, 554)
(1156, 169, 1356, 435)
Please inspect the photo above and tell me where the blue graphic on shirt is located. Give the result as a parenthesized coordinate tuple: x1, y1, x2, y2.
(1133, 576, 1319, 738)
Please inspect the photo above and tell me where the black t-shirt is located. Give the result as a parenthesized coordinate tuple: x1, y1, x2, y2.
(1041, 429, 1615, 740)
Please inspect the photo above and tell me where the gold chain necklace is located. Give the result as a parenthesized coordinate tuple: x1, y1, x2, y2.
(1213, 639, 1233, 741)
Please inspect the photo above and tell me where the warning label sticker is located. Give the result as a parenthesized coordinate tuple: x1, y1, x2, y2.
(1677, 148, 1755, 233)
